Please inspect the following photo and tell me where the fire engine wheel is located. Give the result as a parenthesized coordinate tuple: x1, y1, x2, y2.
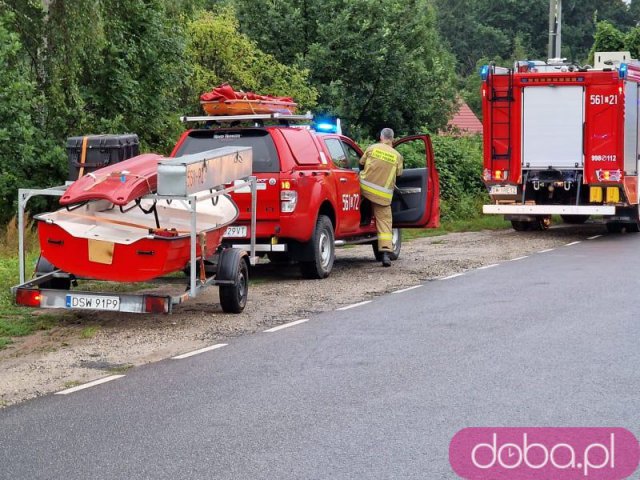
(627, 222, 640, 233)
(534, 216, 552, 230)
(218, 250, 249, 314)
(606, 222, 624, 233)
(510, 220, 529, 232)
(300, 215, 335, 279)
(511, 217, 550, 232)
(372, 228, 402, 261)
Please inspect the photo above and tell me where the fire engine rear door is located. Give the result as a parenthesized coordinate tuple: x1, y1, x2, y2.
(522, 86, 585, 169)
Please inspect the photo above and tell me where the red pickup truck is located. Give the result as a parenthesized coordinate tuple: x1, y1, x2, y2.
(171, 117, 440, 278)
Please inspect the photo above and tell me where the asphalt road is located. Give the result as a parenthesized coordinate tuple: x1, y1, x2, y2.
(1, 231, 639, 479)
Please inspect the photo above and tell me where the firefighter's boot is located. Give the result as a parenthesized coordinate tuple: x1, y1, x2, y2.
(381, 252, 391, 267)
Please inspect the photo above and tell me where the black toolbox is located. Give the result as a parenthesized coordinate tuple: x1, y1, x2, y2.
(66, 134, 140, 180)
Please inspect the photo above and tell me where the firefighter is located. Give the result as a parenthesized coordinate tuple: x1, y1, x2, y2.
(359, 128, 403, 267)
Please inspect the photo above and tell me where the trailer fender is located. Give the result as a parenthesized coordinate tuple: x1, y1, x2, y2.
(216, 248, 248, 283)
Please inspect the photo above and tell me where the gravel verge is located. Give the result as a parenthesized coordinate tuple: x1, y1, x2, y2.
(0, 223, 608, 407)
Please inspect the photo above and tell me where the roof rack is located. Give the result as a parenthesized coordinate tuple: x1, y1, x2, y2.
(180, 112, 314, 123)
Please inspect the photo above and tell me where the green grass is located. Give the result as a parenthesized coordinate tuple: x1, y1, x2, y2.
(0, 251, 64, 349)
(403, 214, 510, 241)
(108, 364, 133, 374)
(80, 326, 99, 339)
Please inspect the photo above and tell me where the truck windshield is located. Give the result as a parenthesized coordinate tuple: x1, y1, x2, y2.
(174, 129, 279, 173)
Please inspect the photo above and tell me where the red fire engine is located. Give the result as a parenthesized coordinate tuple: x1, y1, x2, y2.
(481, 52, 640, 233)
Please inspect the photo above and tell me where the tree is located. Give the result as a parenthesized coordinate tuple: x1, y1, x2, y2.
(234, 0, 311, 63)
(235, 0, 456, 137)
(563, 0, 634, 62)
(589, 21, 626, 63)
(631, 0, 640, 25)
(184, 7, 317, 113)
(626, 26, 640, 59)
(0, 11, 64, 223)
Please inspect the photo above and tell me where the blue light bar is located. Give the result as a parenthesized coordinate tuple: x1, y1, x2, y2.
(619, 63, 629, 80)
(312, 116, 341, 134)
(480, 65, 490, 81)
(316, 122, 336, 132)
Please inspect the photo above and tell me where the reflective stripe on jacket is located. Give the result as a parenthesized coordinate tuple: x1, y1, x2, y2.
(359, 143, 403, 206)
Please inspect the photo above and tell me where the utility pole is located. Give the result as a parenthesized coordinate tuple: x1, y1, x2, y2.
(548, 0, 562, 60)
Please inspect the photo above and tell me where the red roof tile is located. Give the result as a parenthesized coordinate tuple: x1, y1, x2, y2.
(446, 100, 483, 136)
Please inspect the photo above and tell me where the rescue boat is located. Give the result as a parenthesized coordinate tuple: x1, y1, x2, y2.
(200, 83, 297, 116)
(36, 149, 249, 283)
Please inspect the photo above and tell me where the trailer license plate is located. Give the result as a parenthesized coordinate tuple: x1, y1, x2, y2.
(65, 294, 121, 311)
(224, 226, 247, 238)
(490, 185, 517, 195)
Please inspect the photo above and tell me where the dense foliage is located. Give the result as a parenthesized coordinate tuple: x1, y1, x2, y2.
(1, 0, 639, 223)
(234, 0, 457, 138)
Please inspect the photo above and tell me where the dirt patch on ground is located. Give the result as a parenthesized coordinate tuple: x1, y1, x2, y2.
(0, 224, 608, 407)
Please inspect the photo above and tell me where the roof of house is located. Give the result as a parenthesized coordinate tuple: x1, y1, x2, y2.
(446, 100, 482, 135)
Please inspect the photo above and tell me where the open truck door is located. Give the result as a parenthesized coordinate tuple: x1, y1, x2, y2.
(391, 135, 440, 228)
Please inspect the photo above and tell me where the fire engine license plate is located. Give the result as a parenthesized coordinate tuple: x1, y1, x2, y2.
(65, 294, 121, 311)
(224, 226, 247, 238)
(490, 185, 517, 195)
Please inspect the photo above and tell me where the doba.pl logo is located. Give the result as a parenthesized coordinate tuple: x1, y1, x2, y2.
(449, 427, 640, 479)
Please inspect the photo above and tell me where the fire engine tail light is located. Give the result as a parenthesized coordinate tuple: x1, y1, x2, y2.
(281, 190, 298, 213)
(15, 288, 42, 308)
(596, 169, 622, 182)
(483, 169, 509, 182)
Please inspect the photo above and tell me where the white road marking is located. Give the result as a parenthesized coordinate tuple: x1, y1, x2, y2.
(477, 264, 499, 270)
(172, 343, 227, 360)
(392, 285, 423, 294)
(510, 256, 528, 261)
(264, 319, 309, 332)
(538, 248, 555, 253)
(337, 300, 372, 311)
(587, 235, 602, 240)
(565, 241, 581, 246)
(56, 375, 125, 395)
(441, 273, 465, 280)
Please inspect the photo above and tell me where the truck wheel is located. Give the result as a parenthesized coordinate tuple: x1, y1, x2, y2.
(561, 215, 589, 225)
(372, 228, 402, 261)
(625, 222, 640, 233)
(606, 222, 624, 233)
(533, 216, 551, 230)
(218, 249, 249, 313)
(511, 220, 529, 232)
(300, 215, 335, 279)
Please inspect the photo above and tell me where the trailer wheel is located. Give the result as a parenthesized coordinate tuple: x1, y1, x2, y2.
(561, 215, 589, 225)
(372, 228, 402, 261)
(35, 255, 71, 290)
(218, 249, 249, 313)
(300, 215, 335, 279)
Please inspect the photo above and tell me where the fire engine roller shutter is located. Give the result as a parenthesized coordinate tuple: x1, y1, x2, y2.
(522, 86, 585, 169)
(624, 81, 638, 174)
